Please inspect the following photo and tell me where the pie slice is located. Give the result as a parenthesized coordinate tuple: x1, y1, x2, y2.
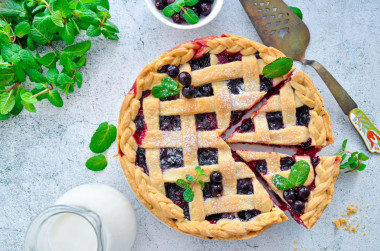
(117, 34, 340, 240)
(236, 150, 341, 229)
(228, 71, 334, 148)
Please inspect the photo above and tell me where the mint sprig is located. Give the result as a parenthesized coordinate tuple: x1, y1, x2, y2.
(176, 166, 207, 202)
(152, 77, 180, 99)
(335, 139, 370, 172)
(86, 121, 117, 171)
(0, 0, 119, 120)
(272, 160, 310, 190)
(163, 0, 200, 25)
(289, 6, 303, 20)
(263, 57, 293, 79)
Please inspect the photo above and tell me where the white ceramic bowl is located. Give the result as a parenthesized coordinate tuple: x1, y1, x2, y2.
(145, 0, 224, 30)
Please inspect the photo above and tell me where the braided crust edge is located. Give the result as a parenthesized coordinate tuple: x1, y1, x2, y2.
(117, 35, 310, 239)
(300, 156, 341, 228)
(290, 71, 334, 146)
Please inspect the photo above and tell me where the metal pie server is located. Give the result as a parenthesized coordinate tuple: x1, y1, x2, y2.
(239, 0, 379, 153)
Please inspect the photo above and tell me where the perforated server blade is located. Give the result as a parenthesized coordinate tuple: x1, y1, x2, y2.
(239, 0, 379, 153)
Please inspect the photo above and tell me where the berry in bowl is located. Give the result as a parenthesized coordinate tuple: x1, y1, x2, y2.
(145, 0, 223, 29)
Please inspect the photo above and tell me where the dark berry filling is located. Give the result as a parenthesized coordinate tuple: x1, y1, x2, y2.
(311, 156, 320, 167)
(254, 51, 261, 59)
(280, 157, 295, 171)
(160, 148, 184, 170)
(198, 148, 218, 165)
(226, 78, 245, 95)
(266, 111, 284, 130)
(210, 171, 223, 183)
(237, 118, 255, 133)
(203, 182, 213, 199)
(194, 83, 214, 98)
(135, 147, 149, 175)
(237, 209, 261, 221)
(160, 93, 180, 102)
(260, 75, 273, 92)
(157, 65, 169, 73)
(165, 183, 190, 220)
(159, 116, 181, 131)
(167, 65, 180, 78)
(171, 13, 182, 24)
(195, 112, 218, 131)
(283, 186, 311, 215)
(211, 183, 223, 197)
(182, 86, 195, 98)
(230, 111, 245, 125)
(178, 72, 192, 86)
(296, 105, 311, 126)
(298, 138, 312, 150)
(134, 107, 145, 131)
(206, 213, 235, 224)
(237, 178, 254, 195)
(216, 51, 242, 64)
(190, 53, 210, 71)
(248, 160, 267, 174)
(155, 0, 167, 10)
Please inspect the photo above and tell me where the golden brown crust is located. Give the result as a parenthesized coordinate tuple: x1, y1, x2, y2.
(117, 34, 336, 240)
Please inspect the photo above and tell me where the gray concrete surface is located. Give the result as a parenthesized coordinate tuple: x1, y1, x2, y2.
(1, 0, 379, 250)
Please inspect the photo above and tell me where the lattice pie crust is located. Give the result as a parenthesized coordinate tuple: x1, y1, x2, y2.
(117, 35, 340, 240)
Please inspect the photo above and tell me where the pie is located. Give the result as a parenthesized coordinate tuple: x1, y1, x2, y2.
(235, 151, 340, 229)
(117, 35, 341, 240)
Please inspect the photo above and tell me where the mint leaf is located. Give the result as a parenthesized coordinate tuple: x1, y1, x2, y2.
(152, 77, 180, 98)
(176, 179, 190, 189)
(163, 4, 177, 17)
(60, 22, 75, 45)
(51, 0, 71, 18)
(195, 166, 206, 177)
(342, 139, 347, 151)
(182, 8, 199, 24)
(289, 6, 303, 20)
(272, 174, 293, 191)
(183, 0, 199, 6)
(87, 25, 101, 37)
(37, 53, 57, 69)
(186, 174, 196, 183)
(89, 122, 117, 153)
(357, 163, 366, 171)
(51, 11, 64, 28)
(26, 69, 48, 83)
(263, 57, 293, 78)
(0, 113, 9, 120)
(0, 0, 26, 18)
(0, 67, 15, 85)
(288, 160, 310, 187)
(198, 180, 205, 190)
(183, 188, 194, 202)
(74, 71, 83, 88)
(14, 21, 30, 38)
(10, 87, 23, 115)
(63, 40, 92, 57)
(358, 153, 369, 161)
(21, 100, 36, 113)
(86, 154, 107, 171)
(47, 90, 63, 107)
(0, 91, 16, 115)
(20, 89, 37, 104)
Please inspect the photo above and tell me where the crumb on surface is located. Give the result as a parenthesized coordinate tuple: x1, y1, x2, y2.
(333, 217, 348, 229)
(294, 240, 298, 243)
(347, 205, 357, 216)
(294, 247, 298, 251)
(352, 227, 358, 233)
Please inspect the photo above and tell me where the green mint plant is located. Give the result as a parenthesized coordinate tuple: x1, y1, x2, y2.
(335, 139, 369, 172)
(176, 166, 207, 202)
(289, 6, 303, 20)
(0, 0, 119, 120)
(163, 0, 200, 24)
(262, 57, 293, 79)
(272, 160, 310, 190)
(151, 77, 180, 98)
(86, 121, 116, 171)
